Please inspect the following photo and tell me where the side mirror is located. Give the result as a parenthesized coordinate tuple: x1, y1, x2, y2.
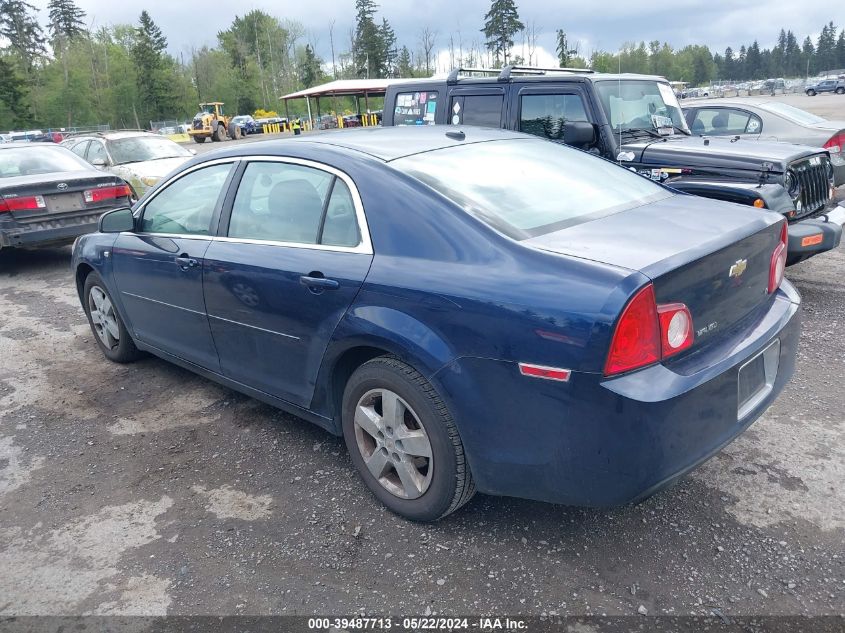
(99, 207, 134, 233)
(91, 157, 107, 168)
(563, 121, 596, 147)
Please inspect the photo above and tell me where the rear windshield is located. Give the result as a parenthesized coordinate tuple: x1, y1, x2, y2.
(391, 139, 671, 238)
(0, 146, 89, 178)
(760, 102, 825, 125)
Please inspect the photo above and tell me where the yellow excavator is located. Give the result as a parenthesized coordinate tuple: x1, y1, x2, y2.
(188, 102, 241, 143)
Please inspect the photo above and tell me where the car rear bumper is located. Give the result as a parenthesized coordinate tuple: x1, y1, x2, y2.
(0, 212, 101, 249)
(786, 203, 844, 265)
(432, 282, 801, 507)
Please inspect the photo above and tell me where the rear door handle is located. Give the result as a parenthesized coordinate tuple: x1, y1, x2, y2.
(300, 275, 340, 291)
(175, 255, 199, 270)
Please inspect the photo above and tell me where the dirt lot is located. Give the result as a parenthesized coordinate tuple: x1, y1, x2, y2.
(1, 100, 844, 618)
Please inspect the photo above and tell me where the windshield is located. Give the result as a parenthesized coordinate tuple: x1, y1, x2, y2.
(107, 136, 192, 165)
(391, 139, 671, 239)
(595, 80, 690, 134)
(760, 102, 826, 125)
(0, 146, 89, 178)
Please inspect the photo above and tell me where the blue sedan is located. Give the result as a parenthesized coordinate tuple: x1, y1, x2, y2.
(72, 127, 800, 521)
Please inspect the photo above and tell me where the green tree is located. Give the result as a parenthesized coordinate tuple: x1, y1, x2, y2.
(352, 0, 381, 78)
(816, 21, 838, 72)
(0, 0, 46, 70)
(47, 0, 87, 42)
(396, 45, 413, 77)
(0, 55, 30, 126)
(297, 43, 322, 88)
(481, 0, 524, 66)
(555, 29, 570, 67)
(837, 29, 845, 68)
(801, 36, 815, 76)
(379, 18, 397, 76)
(131, 11, 177, 123)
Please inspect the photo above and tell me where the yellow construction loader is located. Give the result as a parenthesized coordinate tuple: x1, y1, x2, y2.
(188, 102, 241, 143)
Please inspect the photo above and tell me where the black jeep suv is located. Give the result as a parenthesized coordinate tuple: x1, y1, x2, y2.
(384, 66, 843, 265)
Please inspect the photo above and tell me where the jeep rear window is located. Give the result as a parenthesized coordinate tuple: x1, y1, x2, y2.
(394, 91, 438, 126)
(392, 138, 671, 239)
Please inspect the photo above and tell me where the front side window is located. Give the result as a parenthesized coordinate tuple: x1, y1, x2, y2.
(393, 138, 670, 239)
(519, 93, 588, 140)
(394, 91, 438, 126)
(70, 140, 90, 159)
(594, 80, 689, 134)
(139, 163, 232, 235)
(228, 161, 360, 248)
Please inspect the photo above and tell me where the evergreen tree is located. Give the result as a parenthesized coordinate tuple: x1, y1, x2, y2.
(816, 21, 838, 72)
(555, 29, 570, 67)
(0, 55, 30, 126)
(737, 45, 747, 80)
(47, 0, 87, 41)
(352, 0, 381, 78)
(837, 30, 845, 68)
(396, 45, 413, 77)
(297, 44, 322, 88)
(801, 36, 815, 76)
(0, 0, 47, 70)
(481, 0, 524, 66)
(784, 31, 801, 77)
(745, 41, 761, 78)
(131, 11, 175, 122)
(722, 47, 736, 79)
(379, 18, 397, 77)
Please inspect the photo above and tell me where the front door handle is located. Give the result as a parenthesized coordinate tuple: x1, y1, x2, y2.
(175, 255, 199, 270)
(300, 275, 340, 291)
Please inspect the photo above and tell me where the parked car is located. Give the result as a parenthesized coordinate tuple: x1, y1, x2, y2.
(383, 66, 843, 265)
(62, 131, 194, 198)
(73, 127, 801, 521)
(683, 99, 845, 186)
(805, 78, 845, 96)
(231, 115, 259, 135)
(1, 143, 132, 251)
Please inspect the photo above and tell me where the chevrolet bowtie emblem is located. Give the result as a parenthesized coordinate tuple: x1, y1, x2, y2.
(729, 259, 748, 278)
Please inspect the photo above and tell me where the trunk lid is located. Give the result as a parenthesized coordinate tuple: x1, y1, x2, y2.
(526, 194, 783, 348)
(1, 171, 127, 220)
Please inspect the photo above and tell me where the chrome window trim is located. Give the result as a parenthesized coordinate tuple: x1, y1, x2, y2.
(133, 155, 373, 255)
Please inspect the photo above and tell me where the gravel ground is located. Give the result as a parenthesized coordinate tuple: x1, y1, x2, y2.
(1, 95, 844, 618)
(0, 236, 843, 618)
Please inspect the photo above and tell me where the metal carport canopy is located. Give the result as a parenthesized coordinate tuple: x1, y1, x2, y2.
(280, 78, 416, 126)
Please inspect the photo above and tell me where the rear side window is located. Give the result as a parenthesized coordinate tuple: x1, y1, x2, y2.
(70, 140, 90, 159)
(394, 91, 438, 126)
(520, 94, 588, 140)
(392, 138, 670, 239)
(140, 163, 232, 235)
(451, 94, 503, 127)
(690, 109, 762, 135)
(228, 161, 361, 248)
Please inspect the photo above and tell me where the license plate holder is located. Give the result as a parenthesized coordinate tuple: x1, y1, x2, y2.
(45, 193, 84, 213)
(737, 339, 780, 420)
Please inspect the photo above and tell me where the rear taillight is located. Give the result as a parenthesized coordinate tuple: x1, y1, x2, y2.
(605, 283, 695, 376)
(83, 184, 132, 204)
(823, 132, 845, 154)
(0, 195, 46, 212)
(768, 222, 788, 293)
(657, 303, 694, 358)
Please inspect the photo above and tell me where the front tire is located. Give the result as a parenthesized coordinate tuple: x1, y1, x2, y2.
(214, 124, 226, 142)
(807, 89, 816, 96)
(83, 272, 142, 363)
(193, 135, 205, 144)
(341, 356, 475, 521)
(836, 87, 845, 95)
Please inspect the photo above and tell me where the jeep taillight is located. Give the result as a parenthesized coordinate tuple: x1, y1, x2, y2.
(605, 284, 695, 376)
(769, 222, 788, 293)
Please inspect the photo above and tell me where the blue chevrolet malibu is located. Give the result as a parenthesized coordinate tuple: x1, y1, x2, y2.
(72, 127, 800, 521)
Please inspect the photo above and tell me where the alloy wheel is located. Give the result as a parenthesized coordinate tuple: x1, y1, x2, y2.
(353, 388, 433, 499)
(88, 286, 120, 349)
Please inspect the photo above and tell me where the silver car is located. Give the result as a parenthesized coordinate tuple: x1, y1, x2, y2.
(683, 99, 845, 186)
(61, 131, 195, 198)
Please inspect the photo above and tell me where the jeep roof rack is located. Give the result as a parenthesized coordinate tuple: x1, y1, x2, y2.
(447, 65, 595, 83)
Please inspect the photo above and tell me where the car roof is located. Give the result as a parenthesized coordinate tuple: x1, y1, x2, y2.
(209, 126, 529, 162)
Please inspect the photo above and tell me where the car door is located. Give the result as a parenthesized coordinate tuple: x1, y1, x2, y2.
(202, 158, 373, 408)
(448, 88, 506, 128)
(111, 160, 237, 371)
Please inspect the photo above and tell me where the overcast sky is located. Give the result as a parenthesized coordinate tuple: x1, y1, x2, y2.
(29, 0, 842, 68)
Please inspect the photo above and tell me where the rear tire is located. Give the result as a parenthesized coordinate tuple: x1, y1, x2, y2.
(341, 356, 475, 522)
(193, 135, 205, 144)
(214, 124, 226, 142)
(229, 122, 242, 140)
(82, 272, 142, 364)
(836, 87, 845, 95)
(807, 89, 816, 96)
